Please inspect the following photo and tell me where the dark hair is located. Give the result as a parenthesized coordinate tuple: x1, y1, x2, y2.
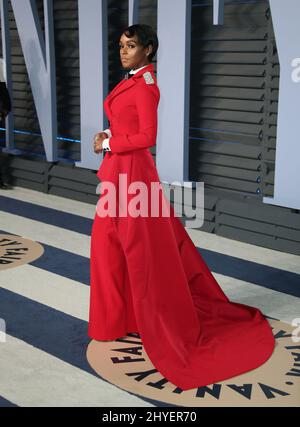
(121, 24, 158, 62)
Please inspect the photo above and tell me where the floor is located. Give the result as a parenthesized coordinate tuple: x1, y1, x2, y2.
(0, 186, 299, 407)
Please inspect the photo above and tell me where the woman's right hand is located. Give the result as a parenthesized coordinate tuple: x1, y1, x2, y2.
(93, 131, 109, 154)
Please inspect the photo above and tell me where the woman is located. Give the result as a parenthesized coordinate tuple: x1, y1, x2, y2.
(0, 58, 12, 189)
(88, 24, 275, 391)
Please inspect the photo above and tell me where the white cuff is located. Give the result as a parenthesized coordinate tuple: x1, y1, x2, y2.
(102, 137, 111, 151)
(103, 128, 112, 138)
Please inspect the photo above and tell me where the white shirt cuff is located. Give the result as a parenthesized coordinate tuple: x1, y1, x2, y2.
(103, 128, 112, 138)
(102, 137, 111, 151)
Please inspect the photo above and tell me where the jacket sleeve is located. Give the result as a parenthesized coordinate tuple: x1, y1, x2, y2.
(108, 82, 160, 153)
(102, 128, 112, 138)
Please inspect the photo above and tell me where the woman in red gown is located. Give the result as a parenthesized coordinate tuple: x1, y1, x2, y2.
(88, 24, 275, 391)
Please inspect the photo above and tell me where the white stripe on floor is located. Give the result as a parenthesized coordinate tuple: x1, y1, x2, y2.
(0, 186, 96, 218)
(0, 211, 90, 257)
(214, 272, 300, 324)
(0, 264, 89, 321)
(187, 228, 300, 275)
(0, 334, 154, 407)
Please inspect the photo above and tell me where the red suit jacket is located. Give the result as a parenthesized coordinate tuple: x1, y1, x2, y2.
(97, 63, 160, 184)
(90, 63, 275, 390)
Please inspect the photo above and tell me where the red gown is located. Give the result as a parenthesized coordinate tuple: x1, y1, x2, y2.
(88, 63, 275, 391)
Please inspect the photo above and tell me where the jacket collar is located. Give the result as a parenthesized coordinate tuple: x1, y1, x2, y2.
(106, 63, 155, 105)
(128, 63, 154, 78)
(128, 64, 149, 76)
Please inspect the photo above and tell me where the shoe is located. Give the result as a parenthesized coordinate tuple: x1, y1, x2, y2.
(0, 182, 12, 189)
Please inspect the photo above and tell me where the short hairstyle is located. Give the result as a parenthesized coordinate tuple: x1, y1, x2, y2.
(121, 24, 159, 62)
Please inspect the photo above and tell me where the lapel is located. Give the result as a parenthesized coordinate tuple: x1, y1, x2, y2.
(106, 63, 155, 107)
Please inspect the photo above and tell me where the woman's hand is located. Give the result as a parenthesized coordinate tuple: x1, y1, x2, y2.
(93, 131, 108, 154)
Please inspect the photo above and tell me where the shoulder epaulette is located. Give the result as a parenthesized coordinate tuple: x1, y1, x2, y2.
(143, 71, 155, 85)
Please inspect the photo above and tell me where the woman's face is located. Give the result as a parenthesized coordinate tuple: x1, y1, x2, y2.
(119, 33, 152, 70)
